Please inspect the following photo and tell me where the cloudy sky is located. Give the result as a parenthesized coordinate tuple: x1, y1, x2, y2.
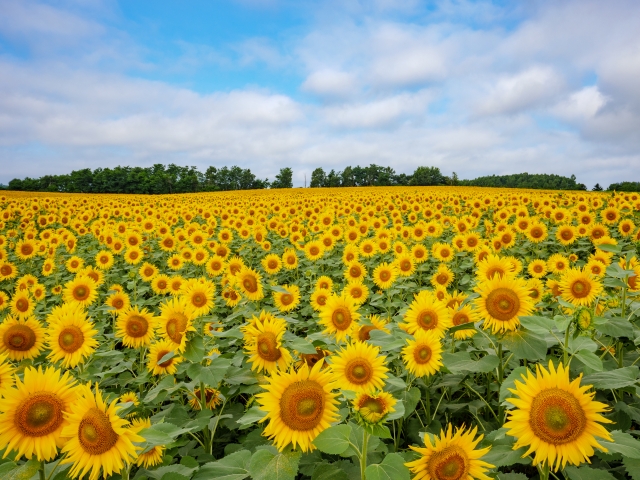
(1, 0, 639, 188)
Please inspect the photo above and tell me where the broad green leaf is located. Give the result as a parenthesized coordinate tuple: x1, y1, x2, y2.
(448, 322, 477, 334)
(442, 351, 499, 374)
(183, 335, 205, 363)
(599, 431, 640, 459)
(312, 424, 352, 454)
(248, 448, 302, 480)
(284, 331, 317, 354)
(498, 474, 528, 480)
(565, 466, 616, 480)
(481, 444, 530, 467)
(225, 366, 259, 385)
(583, 366, 639, 389)
(311, 463, 350, 480)
(594, 317, 634, 338)
(598, 244, 622, 254)
(0, 460, 41, 480)
(368, 329, 408, 351)
(237, 406, 266, 426)
(145, 465, 198, 480)
(193, 450, 251, 480)
(364, 453, 410, 480)
(574, 350, 603, 371)
(624, 457, 640, 480)
(402, 387, 421, 419)
(500, 366, 529, 402)
(502, 330, 548, 361)
(158, 350, 176, 365)
(139, 423, 195, 447)
(519, 315, 556, 333)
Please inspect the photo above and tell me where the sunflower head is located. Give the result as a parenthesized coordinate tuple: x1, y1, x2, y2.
(319, 294, 360, 342)
(329, 342, 388, 393)
(352, 391, 397, 425)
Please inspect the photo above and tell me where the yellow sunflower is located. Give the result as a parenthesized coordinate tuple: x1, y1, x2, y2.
(372, 262, 398, 290)
(116, 306, 157, 348)
(450, 305, 478, 340)
(342, 280, 369, 305)
(315, 275, 333, 291)
(477, 254, 512, 281)
(46, 305, 98, 368)
(61, 383, 143, 480)
(402, 329, 443, 377)
(273, 284, 301, 313)
(151, 274, 171, 295)
(356, 314, 390, 342)
(400, 294, 451, 337)
(0, 352, 15, 392)
(63, 275, 98, 308)
(431, 264, 454, 289)
(395, 254, 416, 277)
(262, 254, 283, 275)
(188, 387, 223, 411)
(181, 280, 216, 317)
(256, 359, 339, 452)
(129, 417, 164, 468)
(94, 250, 114, 270)
(0, 366, 79, 461)
(158, 297, 196, 352)
(329, 342, 388, 393)
(352, 391, 397, 425)
(304, 240, 325, 261)
(559, 268, 603, 307)
(344, 260, 367, 282)
(282, 249, 299, 270)
(474, 275, 534, 334)
(9, 291, 35, 318)
(406, 424, 494, 480)
(319, 294, 361, 342)
(310, 288, 331, 311)
(236, 266, 265, 301)
(527, 259, 548, 278)
(0, 315, 46, 361)
(244, 317, 292, 374)
(147, 340, 183, 376)
(504, 361, 613, 471)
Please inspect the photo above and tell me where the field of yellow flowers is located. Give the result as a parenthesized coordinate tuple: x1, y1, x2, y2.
(1, 187, 640, 480)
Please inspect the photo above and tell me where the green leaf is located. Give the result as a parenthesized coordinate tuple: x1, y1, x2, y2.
(283, 331, 317, 354)
(624, 457, 640, 480)
(564, 466, 616, 480)
(237, 406, 266, 426)
(497, 474, 528, 480)
(145, 465, 199, 480)
(442, 352, 499, 374)
(402, 387, 421, 419)
(600, 431, 640, 459)
(248, 448, 302, 480)
(583, 366, 639, 389)
(574, 350, 603, 371)
(311, 463, 350, 480)
(481, 444, 530, 467)
(0, 460, 41, 480)
(448, 322, 477, 334)
(500, 366, 528, 402)
(364, 453, 410, 480)
(139, 423, 195, 447)
(519, 315, 556, 333)
(225, 366, 258, 385)
(183, 335, 205, 362)
(368, 329, 408, 351)
(193, 450, 251, 480)
(594, 317, 635, 338)
(599, 244, 623, 254)
(158, 350, 176, 365)
(502, 330, 548, 361)
(186, 360, 230, 386)
(312, 424, 352, 454)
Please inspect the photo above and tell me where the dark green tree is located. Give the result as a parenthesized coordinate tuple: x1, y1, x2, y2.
(271, 167, 293, 189)
(310, 168, 326, 188)
(410, 166, 445, 186)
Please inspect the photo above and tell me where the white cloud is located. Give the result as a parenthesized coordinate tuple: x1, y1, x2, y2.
(550, 86, 608, 122)
(301, 69, 358, 97)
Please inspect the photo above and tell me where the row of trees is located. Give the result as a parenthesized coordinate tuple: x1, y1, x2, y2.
(4, 163, 627, 193)
(4, 165, 293, 194)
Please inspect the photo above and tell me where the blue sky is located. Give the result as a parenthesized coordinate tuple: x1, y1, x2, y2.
(1, 0, 639, 188)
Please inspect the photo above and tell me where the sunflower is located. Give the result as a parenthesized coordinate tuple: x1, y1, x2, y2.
(95, 250, 114, 270)
(356, 314, 390, 342)
(342, 244, 360, 263)
(15, 239, 37, 260)
(402, 329, 443, 377)
(129, 417, 164, 468)
(330, 342, 388, 393)
(244, 317, 292, 374)
(116, 306, 157, 348)
(584, 259, 605, 278)
(181, 280, 216, 317)
(42, 258, 56, 276)
(147, 340, 183, 375)
(236, 266, 265, 301)
(61, 383, 143, 480)
(151, 274, 171, 295)
(105, 291, 130, 314)
(63, 276, 98, 308)
(304, 240, 325, 261)
(474, 275, 534, 334)
(282, 249, 299, 270)
(559, 268, 603, 307)
(124, 246, 144, 265)
(167, 253, 184, 270)
(319, 294, 360, 342)
(372, 262, 398, 290)
(271, 284, 300, 313)
(400, 294, 451, 337)
(527, 278, 544, 302)
(527, 259, 548, 278)
(505, 361, 612, 471)
(0, 291, 8, 311)
(0, 366, 79, 461)
(262, 254, 282, 275)
(9, 291, 35, 318)
(0, 261, 18, 280)
(547, 254, 569, 274)
(394, 254, 416, 277)
(343, 280, 369, 305)
(352, 391, 397, 425)
(556, 225, 577, 246)
(118, 392, 139, 406)
(315, 275, 333, 291)
(618, 219, 635, 237)
(66, 256, 84, 273)
(344, 260, 367, 282)
(406, 424, 494, 480)
(138, 262, 158, 282)
(188, 387, 223, 411)
(526, 222, 548, 243)
(0, 315, 46, 361)
(310, 289, 331, 311)
(450, 305, 478, 340)
(46, 305, 98, 368)
(432, 242, 454, 262)
(477, 254, 512, 281)
(205, 255, 226, 277)
(431, 264, 454, 289)
(158, 297, 196, 352)
(256, 359, 339, 452)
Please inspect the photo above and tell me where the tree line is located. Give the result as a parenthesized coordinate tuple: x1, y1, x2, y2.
(2, 162, 625, 193)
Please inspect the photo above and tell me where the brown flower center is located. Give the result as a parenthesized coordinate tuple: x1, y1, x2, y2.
(126, 315, 149, 338)
(15, 392, 64, 437)
(4, 324, 36, 351)
(78, 407, 119, 455)
(529, 388, 586, 445)
(58, 326, 84, 353)
(485, 287, 520, 321)
(279, 380, 325, 431)
(345, 359, 373, 385)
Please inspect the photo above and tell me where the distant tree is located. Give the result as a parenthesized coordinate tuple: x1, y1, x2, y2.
(607, 181, 640, 192)
(310, 168, 326, 188)
(410, 166, 446, 186)
(341, 166, 355, 187)
(592, 183, 603, 191)
(326, 169, 341, 187)
(271, 167, 293, 189)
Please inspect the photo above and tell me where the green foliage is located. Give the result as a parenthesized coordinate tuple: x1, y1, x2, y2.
(459, 172, 587, 190)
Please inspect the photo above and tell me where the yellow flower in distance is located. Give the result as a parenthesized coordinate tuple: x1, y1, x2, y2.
(474, 275, 534, 334)
(319, 294, 360, 342)
(46, 304, 98, 368)
(0, 315, 46, 361)
(116, 306, 157, 348)
(559, 268, 603, 307)
(329, 342, 388, 394)
(402, 329, 443, 377)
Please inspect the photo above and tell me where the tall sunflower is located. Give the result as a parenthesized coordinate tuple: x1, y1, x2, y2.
(450, 305, 478, 340)
(352, 391, 396, 425)
(116, 306, 157, 348)
(319, 294, 360, 342)
(0, 315, 46, 361)
(559, 268, 603, 307)
(244, 317, 292, 374)
(273, 284, 301, 313)
(474, 275, 534, 334)
(0, 352, 15, 392)
(431, 264, 454, 289)
(236, 266, 265, 301)
(402, 329, 443, 377)
(406, 424, 494, 480)
(63, 275, 98, 308)
(9, 291, 35, 319)
(181, 280, 216, 317)
(400, 294, 451, 337)
(46, 304, 98, 368)
(504, 361, 612, 471)
(0, 366, 78, 461)
(256, 360, 339, 452)
(372, 262, 398, 290)
(147, 340, 183, 376)
(329, 342, 388, 393)
(158, 297, 196, 352)
(61, 383, 143, 480)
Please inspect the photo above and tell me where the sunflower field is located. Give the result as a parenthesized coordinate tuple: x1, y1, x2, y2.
(1, 187, 640, 480)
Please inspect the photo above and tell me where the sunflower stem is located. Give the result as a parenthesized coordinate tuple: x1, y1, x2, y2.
(360, 429, 369, 480)
(563, 324, 571, 366)
(497, 342, 504, 421)
(38, 462, 45, 480)
(537, 461, 550, 480)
